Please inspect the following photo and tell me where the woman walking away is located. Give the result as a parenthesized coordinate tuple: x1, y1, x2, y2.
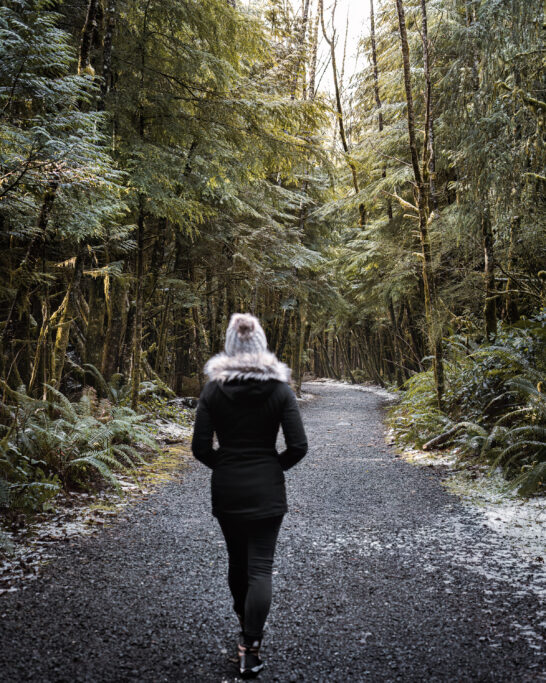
(192, 313, 308, 678)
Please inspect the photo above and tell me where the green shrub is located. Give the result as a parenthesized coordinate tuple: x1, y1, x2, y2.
(388, 369, 451, 446)
(0, 376, 160, 512)
(389, 315, 546, 495)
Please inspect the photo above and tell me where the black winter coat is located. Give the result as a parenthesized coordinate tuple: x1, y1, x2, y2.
(191, 353, 308, 520)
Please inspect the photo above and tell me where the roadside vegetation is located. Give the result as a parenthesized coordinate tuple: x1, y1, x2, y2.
(0, 366, 187, 514)
(389, 316, 545, 495)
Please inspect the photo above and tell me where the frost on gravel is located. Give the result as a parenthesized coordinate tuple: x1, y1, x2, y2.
(307, 380, 545, 656)
(310, 378, 397, 402)
(444, 470, 546, 560)
(304, 512, 546, 653)
(0, 492, 125, 595)
(394, 438, 545, 563)
(385, 424, 545, 565)
(151, 418, 193, 443)
(312, 382, 544, 567)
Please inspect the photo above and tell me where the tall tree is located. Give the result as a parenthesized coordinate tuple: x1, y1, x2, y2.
(394, 0, 444, 407)
(319, 0, 365, 226)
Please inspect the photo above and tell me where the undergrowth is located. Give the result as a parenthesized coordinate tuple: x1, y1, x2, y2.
(389, 315, 546, 496)
(0, 368, 166, 514)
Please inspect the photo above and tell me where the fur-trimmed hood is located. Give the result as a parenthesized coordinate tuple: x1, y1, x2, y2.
(204, 351, 291, 384)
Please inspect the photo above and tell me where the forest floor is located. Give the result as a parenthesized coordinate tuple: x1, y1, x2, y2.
(0, 381, 545, 682)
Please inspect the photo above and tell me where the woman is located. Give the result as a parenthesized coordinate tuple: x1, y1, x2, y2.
(191, 313, 308, 678)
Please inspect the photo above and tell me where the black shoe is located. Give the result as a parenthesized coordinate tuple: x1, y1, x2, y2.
(237, 640, 264, 679)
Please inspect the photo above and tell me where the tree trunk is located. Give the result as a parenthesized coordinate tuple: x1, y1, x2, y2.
(101, 271, 128, 381)
(351, 328, 385, 387)
(191, 303, 206, 389)
(481, 206, 497, 340)
(99, 0, 116, 108)
(290, 0, 310, 99)
(213, 277, 225, 353)
(319, 0, 364, 227)
(370, 0, 392, 221)
(370, 0, 383, 133)
(306, 8, 319, 100)
(388, 298, 405, 386)
(51, 254, 83, 387)
(293, 308, 303, 396)
(225, 248, 235, 320)
(502, 215, 520, 323)
(78, 0, 99, 74)
(130, 5, 149, 409)
(318, 335, 340, 380)
(313, 338, 321, 376)
(302, 321, 311, 375)
(337, 334, 356, 383)
(130, 196, 145, 409)
(154, 292, 172, 378)
(205, 266, 213, 354)
(395, 0, 444, 408)
(276, 309, 292, 361)
(420, 0, 438, 211)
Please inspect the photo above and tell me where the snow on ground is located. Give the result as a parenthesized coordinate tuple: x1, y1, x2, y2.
(0, 491, 130, 595)
(389, 429, 545, 563)
(444, 469, 545, 561)
(296, 392, 316, 402)
(151, 418, 193, 442)
(309, 377, 398, 402)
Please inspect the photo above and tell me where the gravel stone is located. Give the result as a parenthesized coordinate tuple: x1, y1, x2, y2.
(0, 382, 544, 681)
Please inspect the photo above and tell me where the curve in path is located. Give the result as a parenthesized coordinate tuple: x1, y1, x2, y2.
(0, 382, 544, 682)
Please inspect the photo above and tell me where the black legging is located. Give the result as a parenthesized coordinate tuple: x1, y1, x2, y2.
(218, 515, 283, 643)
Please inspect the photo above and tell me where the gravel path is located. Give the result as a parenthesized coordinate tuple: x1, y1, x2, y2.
(1, 382, 545, 682)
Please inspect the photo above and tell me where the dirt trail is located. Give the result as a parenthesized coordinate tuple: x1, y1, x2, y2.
(0, 382, 544, 682)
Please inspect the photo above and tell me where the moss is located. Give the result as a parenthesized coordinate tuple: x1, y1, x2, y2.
(131, 443, 192, 489)
(88, 501, 119, 513)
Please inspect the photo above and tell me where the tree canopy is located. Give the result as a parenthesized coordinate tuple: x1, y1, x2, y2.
(0, 0, 544, 506)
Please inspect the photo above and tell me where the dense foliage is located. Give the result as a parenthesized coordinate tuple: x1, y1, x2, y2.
(0, 0, 544, 509)
(323, 0, 545, 492)
(389, 316, 546, 494)
(0, 376, 156, 511)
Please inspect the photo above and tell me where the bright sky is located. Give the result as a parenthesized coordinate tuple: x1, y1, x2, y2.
(315, 0, 370, 94)
(242, 0, 371, 95)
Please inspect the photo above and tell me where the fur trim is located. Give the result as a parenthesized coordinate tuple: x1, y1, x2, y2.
(204, 351, 291, 384)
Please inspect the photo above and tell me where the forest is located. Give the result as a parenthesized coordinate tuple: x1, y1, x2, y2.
(0, 0, 544, 513)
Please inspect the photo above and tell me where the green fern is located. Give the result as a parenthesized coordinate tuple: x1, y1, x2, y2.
(0, 368, 162, 510)
(510, 462, 546, 498)
(389, 318, 545, 495)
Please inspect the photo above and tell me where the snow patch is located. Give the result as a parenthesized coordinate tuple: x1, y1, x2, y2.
(305, 378, 397, 402)
(308, 512, 546, 652)
(393, 437, 546, 562)
(151, 418, 192, 443)
(296, 392, 315, 403)
(444, 469, 546, 561)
